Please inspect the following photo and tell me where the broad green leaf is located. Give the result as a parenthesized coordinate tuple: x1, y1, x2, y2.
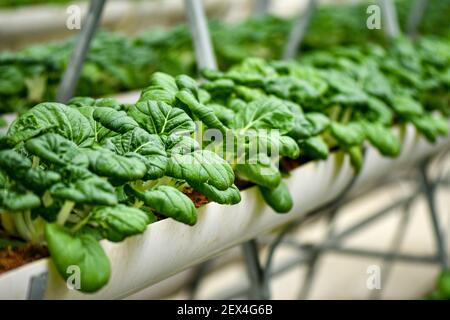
(411, 114, 449, 143)
(67, 97, 95, 108)
(127, 185, 197, 225)
(139, 72, 178, 105)
(0, 148, 61, 191)
(236, 154, 281, 189)
(93, 98, 122, 110)
(166, 150, 234, 190)
(230, 57, 277, 78)
(367, 97, 393, 125)
(228, 98, 247, 113)
(362, 122, 400, 157)
(190, 183, 241, 205)
(326, 70, 367, 98)
(7, 103, 94, 147)
(152, 72, 178, 92)
(232, 98, 294, 134)
(330, 122, 365, 147)
(201, 68, 225, 80)
(207, 104, 235, 127)
(50, 167, 117, 206)
(265, 76, 295, 99)
(90, 205, 151, 242)
(165, 135, 200, 156)
(25, 133, 89, 167)
(279, 136, 301, 159)
(0, 150, 31, 174)
(175, 74, 199, 95)
(259, 181, 293, 213)
(202, 79, 235, 97)
(93, 107, 139, 134)
(45, 223, 111, 293)
(78, 106, 117, 143)
(198, 88, 211, 104)
(392, 95, 424, 118)
(288, 109, 315, 140)
(104, 128, 167, 179)
(176, 90, 228, 134)
(243, 130, 300, 159)
(305, 113, 330, 135)
(329, 92, 368, 106)
(234, 85, 265, 102)
(24, 169, 61, 192)
(301, 136, 329, 160)
(362, 61, 393, 99)
(0, 189, 41, 211)
(128, 100, 195, 136)
(83, 148, 147, 182)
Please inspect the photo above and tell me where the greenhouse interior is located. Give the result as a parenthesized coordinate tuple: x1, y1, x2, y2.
(0, 0, 449, 303)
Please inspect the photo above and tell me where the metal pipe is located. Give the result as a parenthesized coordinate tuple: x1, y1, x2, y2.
(369, 201, 412, 300)
(319, 246, 439, 264)
(242, 240, 271, 299)
(185, 0, 217, 71)
(379, 0, 400, 39)
(253, 0, 270, 16)
(282, 0, 316, 60)
(406, 0, 429, 39)
(56, 0, 106, 103)
(419, 161, 449, 270)
(324, 194, 417, 245)
(298, 207, 339, 299)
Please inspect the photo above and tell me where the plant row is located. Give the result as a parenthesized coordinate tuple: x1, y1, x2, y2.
(0, 34, 449, 292)
(1, 0, 449, 119)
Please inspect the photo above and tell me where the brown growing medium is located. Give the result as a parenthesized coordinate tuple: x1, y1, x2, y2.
(0, 245, 48, 274)
(183, 186, 210, 208)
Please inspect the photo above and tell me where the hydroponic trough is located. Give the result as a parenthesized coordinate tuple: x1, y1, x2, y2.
(0, 120, 448, 299)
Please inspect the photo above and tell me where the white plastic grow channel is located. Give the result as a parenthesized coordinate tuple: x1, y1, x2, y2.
(0, 121, 448, 299)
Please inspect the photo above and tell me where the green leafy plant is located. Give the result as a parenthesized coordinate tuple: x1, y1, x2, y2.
(0, 30, 449, 294)
(1, 0, 449, 121)
(0, 92, 237, 292)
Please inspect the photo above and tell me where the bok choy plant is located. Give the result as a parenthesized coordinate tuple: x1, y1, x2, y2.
(0, 95, 236, 292)
(0, 34, 448, 294)
(201, 36, 449, 174)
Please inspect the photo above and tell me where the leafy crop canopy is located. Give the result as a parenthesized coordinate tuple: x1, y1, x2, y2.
(7, 103, 94, 146)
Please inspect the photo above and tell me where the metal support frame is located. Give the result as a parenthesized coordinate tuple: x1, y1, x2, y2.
(379, 0, 400, 39)
(297, 207, 338, 299)
(187, 261, 212, 299)
(419, 159, 449, 270)
(56, 0, 106, 103)
(368, 200, 412, 300)
(406, 0, 429, 39)
(282, 0, 316, 60)
(185, 0, 217, 71)
(218, 153, 449, 300)
(238, 152, 363, 299)
(27, 272, 48, 300)
(253, 0, 270, 16)
(242, 240, 271, 299)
